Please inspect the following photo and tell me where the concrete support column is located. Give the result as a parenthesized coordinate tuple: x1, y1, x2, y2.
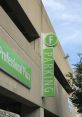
(28, 108, 44, 117)
(40, 108, 44, 117)
(21, 105, 44, 117)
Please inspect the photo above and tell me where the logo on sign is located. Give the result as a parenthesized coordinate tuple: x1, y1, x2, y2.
(44, 33, 58, 47)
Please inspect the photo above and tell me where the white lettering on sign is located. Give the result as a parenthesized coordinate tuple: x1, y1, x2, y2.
(0, 46, 30, 80)
(49, 35, 54, 45)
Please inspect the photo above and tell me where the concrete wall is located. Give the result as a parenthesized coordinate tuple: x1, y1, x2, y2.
(0, 6, 57, 115)
(56, 79, 76, 117)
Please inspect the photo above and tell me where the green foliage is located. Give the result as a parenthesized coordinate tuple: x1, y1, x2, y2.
(74, 54, 82, 89)
(67, 54, 82, 113)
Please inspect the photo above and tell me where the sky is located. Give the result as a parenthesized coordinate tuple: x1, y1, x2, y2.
(42, 0, 82, 67)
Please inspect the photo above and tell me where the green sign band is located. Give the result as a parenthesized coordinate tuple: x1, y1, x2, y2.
(42, 48, 55, 97)
(0, 38, 31, 88)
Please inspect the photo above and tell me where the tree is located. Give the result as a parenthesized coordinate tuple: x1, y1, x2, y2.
(67, 54, 82, 113)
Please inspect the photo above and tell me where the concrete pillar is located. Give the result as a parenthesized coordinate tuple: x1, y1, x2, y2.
(28, 108, 44, 117)
(40, 108, 44, 117)
(21, 105, 44, 117)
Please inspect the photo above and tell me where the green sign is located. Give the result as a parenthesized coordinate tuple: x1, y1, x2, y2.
(44, 33, 58, 47)
(43, 48, 54, 97)
(42, 32, 58, 97)
(0, 38, 31, 88)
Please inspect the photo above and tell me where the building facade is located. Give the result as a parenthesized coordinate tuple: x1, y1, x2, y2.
(0, 0, 76, 117)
